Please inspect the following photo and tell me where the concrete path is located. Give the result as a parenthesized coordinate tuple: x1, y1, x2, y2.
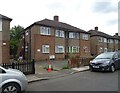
(26, 60, 90, 83)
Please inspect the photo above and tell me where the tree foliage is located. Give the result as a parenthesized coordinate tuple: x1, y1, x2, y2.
(10, 25, 24, 58)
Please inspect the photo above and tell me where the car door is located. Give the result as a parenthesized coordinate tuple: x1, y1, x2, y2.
(0, 67, 6, 87)
(117, 52, 120, 69)
(113, 53, 119, 69)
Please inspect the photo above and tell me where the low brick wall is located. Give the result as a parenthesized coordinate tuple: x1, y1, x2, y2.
(68, 57, 94, 68)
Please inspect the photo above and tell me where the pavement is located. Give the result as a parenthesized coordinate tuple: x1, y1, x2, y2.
(26, 60, 90, 83)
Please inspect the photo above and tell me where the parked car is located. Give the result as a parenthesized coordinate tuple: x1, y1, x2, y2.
(0, 66, 28, 93)
(89, 52, 120, 72)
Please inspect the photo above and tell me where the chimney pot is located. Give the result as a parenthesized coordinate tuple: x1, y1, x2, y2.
(95, 26, 98, 31)
(54, 15, 59, 21)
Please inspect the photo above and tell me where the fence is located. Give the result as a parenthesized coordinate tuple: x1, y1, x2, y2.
(2, 59, 35, 75)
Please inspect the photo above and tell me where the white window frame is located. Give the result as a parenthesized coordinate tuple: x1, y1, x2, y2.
(69, 32, 79, 39)
(104, 38, 107, 43)
(82, 34, 89, 40)
(115, 40, 118, 44)
(56, 30, 64, 38)
(68, 46, 79, 53)
(0, 19, 2, 31)
(42, 45, 50, 53)
(109, 39, 113, 43)
(40, 26, 51, 35)
(55, 46, 65, 53)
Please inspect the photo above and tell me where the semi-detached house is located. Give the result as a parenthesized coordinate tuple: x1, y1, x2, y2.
(88, 27, 120, 57)
(19, 16, 91, 61)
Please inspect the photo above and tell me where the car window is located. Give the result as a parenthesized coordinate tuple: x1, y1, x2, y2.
(0, 68, 6, 73)
(113, 53, 118, 59)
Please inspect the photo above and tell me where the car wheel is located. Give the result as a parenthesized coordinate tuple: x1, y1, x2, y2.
(2, 83, 21, 93)
(111, 65, 115, 72)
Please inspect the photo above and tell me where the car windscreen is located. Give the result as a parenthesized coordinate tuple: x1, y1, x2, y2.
(95, 52, 115, 59)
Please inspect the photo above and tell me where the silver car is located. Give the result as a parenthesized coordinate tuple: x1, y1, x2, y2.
(0, 66, 28, 93)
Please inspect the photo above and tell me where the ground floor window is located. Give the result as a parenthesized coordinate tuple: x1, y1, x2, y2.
(42, 45, 50, 53)
(55, 46, 65, 53)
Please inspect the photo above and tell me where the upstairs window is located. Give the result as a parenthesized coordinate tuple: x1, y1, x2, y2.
(42, 45, 50, 53)
(108, 39, 113, 44)
(82, 34, 89, 40)
(115, 40, 118, 44)
(99, 37, 103, 42)
(104, 38, 107, 43)
(69, 32, 79, 39)
(56, 30, 64, 37)
(0, 19, 2, 31)
(40, 26, 51, 35)
(55, 46, 65, 53)
(25, 30, 29, 36)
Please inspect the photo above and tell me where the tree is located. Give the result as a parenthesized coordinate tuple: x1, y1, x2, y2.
(10, 25, 24, 58)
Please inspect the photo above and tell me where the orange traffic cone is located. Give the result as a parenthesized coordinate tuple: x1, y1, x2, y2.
(47, 64, 52, 72)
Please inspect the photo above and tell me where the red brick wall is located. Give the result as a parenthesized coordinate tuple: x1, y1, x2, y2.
(34, 34, 55, 61)
(80, 40, 91, 57)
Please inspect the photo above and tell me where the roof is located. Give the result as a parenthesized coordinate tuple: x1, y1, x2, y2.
(88, 29, 113, 39)
(24, 19, 90, 34)
(113, 35, 120, 40)
(0, 14, 12, 21)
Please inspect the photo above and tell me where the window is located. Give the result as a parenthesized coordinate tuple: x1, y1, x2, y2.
(82, 34, 89, 40)
(108, 39, 113, 43)
(104, 38, 107, 43)
(115, 40, 118, 44)
(42, 45, 50, 53)
(99, 37, 103, 42)
(69, 32, 79, 39)
(25, 30, 29, 36)
(55, 46, 65, 53)
(56, 30, 64, 37)
(68, 46, 79, 53)
(0, 19, 2, 31)
(40, 26, 51, 35)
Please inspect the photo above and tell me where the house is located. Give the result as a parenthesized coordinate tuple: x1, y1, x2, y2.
(19, 16, 91, 61)
(88, 27, 119, 57)
(113, 33, 120, 50)
(0, 14, 12, 64)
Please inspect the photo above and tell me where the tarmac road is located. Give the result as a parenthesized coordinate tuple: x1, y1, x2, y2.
(26, 70, 119, 91)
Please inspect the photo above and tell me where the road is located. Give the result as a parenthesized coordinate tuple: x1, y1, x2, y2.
(26, 70, 119, 91)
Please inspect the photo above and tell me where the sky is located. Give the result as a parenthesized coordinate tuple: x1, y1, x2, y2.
(0, 0, 119, 36)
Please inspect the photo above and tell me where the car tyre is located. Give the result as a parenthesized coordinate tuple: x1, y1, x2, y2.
(2, 83, 21, 93)
(111, 65, 115, 72)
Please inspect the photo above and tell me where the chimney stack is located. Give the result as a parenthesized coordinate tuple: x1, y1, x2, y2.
(54, 15, 59, 21)
(94, 26, 98, 31)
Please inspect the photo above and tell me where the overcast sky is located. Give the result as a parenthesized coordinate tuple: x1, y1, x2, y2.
(0, 0, 119, 35)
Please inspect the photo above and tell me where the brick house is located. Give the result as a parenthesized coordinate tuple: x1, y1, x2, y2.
(19, 16, 91, 61)
(88, 27, 119, 57)
(113, 33, 120, 50)
(0, 14, 12, 64)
